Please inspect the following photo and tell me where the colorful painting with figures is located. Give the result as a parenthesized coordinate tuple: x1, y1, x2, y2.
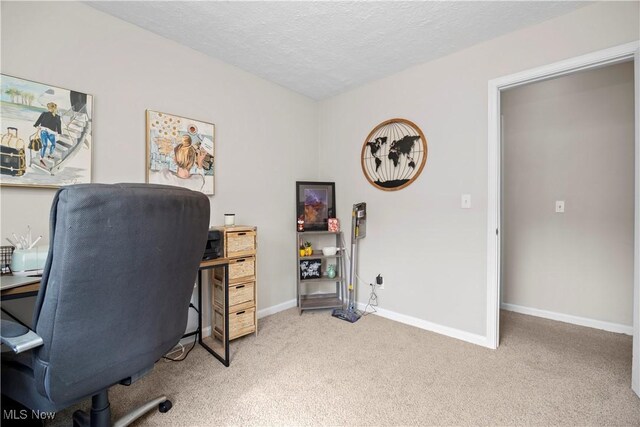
(0, 74, 93, 188)
(146, 110, 215, 195)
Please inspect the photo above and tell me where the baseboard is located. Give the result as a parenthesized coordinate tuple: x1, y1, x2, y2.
(356, 302, 492, 348)
(257, 298, 297, 319)
(182, 300, 295, 346)
(198, 300, 491, 349)
(201, 326, 211, 338)
(501, 303, 633, 335)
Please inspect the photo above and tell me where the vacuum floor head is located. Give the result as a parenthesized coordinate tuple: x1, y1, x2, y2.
(331, 308, 361, 323)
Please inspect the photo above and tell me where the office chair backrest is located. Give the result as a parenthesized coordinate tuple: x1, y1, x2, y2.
(30, 184, 209, 404)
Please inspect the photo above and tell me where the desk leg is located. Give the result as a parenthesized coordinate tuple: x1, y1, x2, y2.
(197, 269, 203, 345)
(197, 265, 229, 367)
(224, 264, 229, 364)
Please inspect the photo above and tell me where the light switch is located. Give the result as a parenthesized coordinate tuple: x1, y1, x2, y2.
(461, 194, 471, 209)
(555, 200, 565, 213)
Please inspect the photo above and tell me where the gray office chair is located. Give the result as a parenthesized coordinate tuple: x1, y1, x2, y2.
(1, 183, 209, 426)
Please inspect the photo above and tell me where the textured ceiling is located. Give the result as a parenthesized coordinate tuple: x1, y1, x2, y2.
(89, 1, 588, 100)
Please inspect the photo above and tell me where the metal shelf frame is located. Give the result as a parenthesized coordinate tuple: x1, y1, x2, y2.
(296, 231, 346, 314)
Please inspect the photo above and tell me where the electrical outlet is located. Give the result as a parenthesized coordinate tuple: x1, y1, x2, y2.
(461, 194, 471, 209)
(376, 274, 384, 290)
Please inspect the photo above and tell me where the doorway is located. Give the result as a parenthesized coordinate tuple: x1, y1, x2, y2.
(486, 41, 640, 396)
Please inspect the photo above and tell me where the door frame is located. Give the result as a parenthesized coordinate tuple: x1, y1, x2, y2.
(486, 40, 640, 395)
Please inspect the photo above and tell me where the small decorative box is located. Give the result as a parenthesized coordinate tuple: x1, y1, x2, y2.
(328, 218, 339, 233)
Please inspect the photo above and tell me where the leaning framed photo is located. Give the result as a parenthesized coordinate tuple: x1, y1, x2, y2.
(296, 181, 336, 231)
(146, 110, 215, 196)
(0, 74, 93, 188)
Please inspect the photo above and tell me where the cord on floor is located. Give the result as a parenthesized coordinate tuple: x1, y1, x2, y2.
(163, 303, 199, 362)
(162, 332, 198, 362)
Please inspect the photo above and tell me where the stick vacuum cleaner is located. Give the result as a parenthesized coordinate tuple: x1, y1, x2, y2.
(332, 202, 366, 323)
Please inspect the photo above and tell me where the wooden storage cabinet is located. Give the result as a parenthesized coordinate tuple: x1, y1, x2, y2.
(212, 226, 258, 341)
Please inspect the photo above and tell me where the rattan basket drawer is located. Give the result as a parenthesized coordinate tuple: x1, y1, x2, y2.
(229, 307, 255, 339)
(226, 231, 256, 258)
(213, 306, 256, 341)
(213, 280, 254, 309)
(214, 256, 255, 284)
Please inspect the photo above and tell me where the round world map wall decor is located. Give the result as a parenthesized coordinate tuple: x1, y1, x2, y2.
(361, 118, 428, 191)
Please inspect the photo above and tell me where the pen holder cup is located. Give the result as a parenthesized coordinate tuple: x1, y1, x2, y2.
(10, 245, 49, 276)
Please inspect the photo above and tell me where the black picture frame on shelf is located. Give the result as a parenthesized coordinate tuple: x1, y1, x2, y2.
(299, 258, 322, 280)
(296, 181, 336, 231)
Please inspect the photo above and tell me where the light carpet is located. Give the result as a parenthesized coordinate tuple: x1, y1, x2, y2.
(49, 309, 639, 426)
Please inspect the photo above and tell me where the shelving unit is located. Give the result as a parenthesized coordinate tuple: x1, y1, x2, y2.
(296, 231, 346, 314)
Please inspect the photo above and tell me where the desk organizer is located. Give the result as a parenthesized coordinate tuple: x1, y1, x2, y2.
(10, 245, 48, 276)
(1, 245, 14, 275)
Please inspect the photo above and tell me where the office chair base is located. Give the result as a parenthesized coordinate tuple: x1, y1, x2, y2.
(72, 391, 110, 427)
(112, 396, 170, 427)
(71, 390, 170, 427)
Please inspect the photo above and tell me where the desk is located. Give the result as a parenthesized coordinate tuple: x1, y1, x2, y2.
(1, 276, 40, 300)
(198, 259, 230, 367)
(1, 275, 40, 328)
(0, 266, 232, 366)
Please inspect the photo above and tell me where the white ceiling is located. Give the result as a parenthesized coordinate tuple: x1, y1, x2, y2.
(89, 1, 588, 100)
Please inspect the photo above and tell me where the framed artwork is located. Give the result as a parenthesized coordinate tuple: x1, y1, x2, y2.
(299, 258, 322, 280)
(0, 74, 93, 188)
(296, 181, 336, 231)
(146, 110, 215, 196)
(361, 118, 428, 191)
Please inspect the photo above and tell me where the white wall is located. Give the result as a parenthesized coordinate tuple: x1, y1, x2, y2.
(0, 1, 318, 315)
(318, 2, 639, 337)
(2, 1, 639, 343)
(501, 62, 635, 327)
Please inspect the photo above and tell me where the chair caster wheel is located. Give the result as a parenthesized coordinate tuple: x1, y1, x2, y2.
(159, 400, 172, 413)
